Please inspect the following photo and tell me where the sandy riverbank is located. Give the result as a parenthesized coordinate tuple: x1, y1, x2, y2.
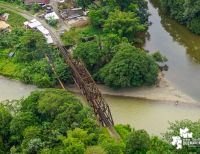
(67, 74, 198, 104)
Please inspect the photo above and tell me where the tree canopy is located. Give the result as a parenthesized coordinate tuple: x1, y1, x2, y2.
(104, 10, 146, 41)
(98, 43, 159, 88)
(160, 0, 200, 34)
(1, 89, 200, 153)
(0, 28, 72, 87)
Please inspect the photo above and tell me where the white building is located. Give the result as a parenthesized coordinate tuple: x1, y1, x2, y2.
(37, 25, 49, 35)
(24, 19, 53, 44)
(45, 12, 59, 20)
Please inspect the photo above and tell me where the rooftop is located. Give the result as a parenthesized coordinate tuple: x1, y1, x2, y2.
(45, 12, 60, 20)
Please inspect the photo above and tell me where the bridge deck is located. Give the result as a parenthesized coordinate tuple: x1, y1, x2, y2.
(54, 43, 114, 127)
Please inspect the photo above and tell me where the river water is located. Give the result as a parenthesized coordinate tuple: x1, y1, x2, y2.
(0, 76, 36, 102)
(1, 0, 200, 136)
(145, 0, 200, 102)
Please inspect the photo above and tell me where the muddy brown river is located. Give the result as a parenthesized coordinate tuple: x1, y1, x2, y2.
(145, 0, 200, 102)
(1, 0, 200, 135)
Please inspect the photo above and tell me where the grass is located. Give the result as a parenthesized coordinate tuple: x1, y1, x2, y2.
(0, 8, 25, 78)
(61, 25, 103, 46)
(5, 10, 26, 27)
(0, 49, 21, 78)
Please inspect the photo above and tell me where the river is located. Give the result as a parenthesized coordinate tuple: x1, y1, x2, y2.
(1, 0, 200, 136)
(2, 76, 200, 135)
(144, 0, 200, 102)
(0, 76, 36, 102)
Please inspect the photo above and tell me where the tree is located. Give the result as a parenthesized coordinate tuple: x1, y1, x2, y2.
(165, 120, 200, 141)
(10, 112, 38, 135)
(164, 119, 200, 153)
(160, 0, 200, 34)
(23, 138, 44, 154)
(15, 30, 49, 62)
(61, 28, 80, 46)
(151, 51, 168, 63)
(187, 17, 200, 34)
(0, 89, 107, 153)
(98, 43, 159, 88)
(115, 124, 132, 141)
(37, 89, 83, 121)
(73, 41, 105, 73)
(126, 130, 151, 154)
(147, 136, 174, 154)
(0, 105, 12, 138)
(47, 17, 58, 27)
(99, 133, 125, 154)
(60, 136, 85, 154)
(0, 105, 12, 151)
(32, 3, 41, 13)
(104, 10, 146, 41)
(128, 0, 149, 24)
(89, 6, 110, 28)
(76, 0, 93, 9)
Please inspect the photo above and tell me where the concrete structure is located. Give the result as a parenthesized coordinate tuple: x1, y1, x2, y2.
(24, 19, 53, 44)
(36, 25, 49, 35)
(44, 34, 53, 44)
(45, 12, 59, 20)
(26, 19, 42, 28)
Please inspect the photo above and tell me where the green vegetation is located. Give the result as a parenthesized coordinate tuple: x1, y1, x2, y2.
(0, 89, 126, 154)
(0, 8, 26, 27)
(60, 0, 163, 89)
(0, 27, 71, 87)
(151, 51, 168, 63)
(0, 89, 104, 153)
(1, 89, 200, 153)
(47, 17, 58, 27)
(98, 43, 159, 88)
(160, 0, 200, 34)
(0, 0, 43, 13)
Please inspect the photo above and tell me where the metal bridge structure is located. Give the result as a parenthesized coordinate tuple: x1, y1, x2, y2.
(54, 42, 114, 127)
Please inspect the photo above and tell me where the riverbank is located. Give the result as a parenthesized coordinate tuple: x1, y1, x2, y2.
(67, 73, 198, 104)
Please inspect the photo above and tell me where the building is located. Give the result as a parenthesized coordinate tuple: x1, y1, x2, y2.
(24, 19, 42, 28)
(67, 8, 84, 19)
(45, 12, 59, 20)
(23, 19, 53, 44)
(23, 0, 50, 5)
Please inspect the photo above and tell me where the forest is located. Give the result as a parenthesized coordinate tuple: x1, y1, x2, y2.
(1, 89, 200, 154)
(160, 0, 200, 34)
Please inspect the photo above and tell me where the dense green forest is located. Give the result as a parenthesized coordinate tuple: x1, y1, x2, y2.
(160, 0, 200, 34)
(0, 27, 72, 87)
(1, 89, 200, 153)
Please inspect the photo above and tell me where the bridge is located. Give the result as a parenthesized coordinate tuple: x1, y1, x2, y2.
(54, 41, 114, 127)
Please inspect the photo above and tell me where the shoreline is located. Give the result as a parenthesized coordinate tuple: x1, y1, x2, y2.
(66, 74, 198, 105)
(0, 74, 198, 105)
